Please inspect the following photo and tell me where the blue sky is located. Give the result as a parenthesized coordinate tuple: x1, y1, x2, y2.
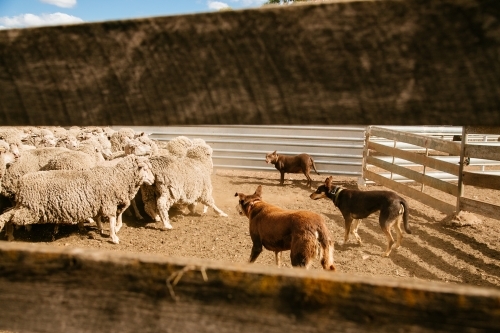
(0, 0, 268, 29)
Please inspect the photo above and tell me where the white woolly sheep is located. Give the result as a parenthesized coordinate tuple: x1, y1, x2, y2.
(140, 136, 210, 222)
(0, 155, 154, 244)
(164, 135, 194, 157)
(21, 127, 57, 147)
(110, 128, 136, 152)
(55, 133, 80, 150)
(40, 148, 105, 172)
(134, 132, 159, 156)
(145, 142, 227, 230)
(0, 146, 16, 183)
(0, 147, 76, 202)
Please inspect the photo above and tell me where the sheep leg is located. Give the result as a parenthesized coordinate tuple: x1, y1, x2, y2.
(95, 216, 104, 235)
(201, 198, 228, 217)
(116, 202, 131, 233)
(156, 194, 173, 230)
(187, 203, 197, 214)
(275, 251, 282, 267)
(109, 215, 119, 244)
(141, 185, 160, 221)
(131, 198, 143, 220)
(144, 200, 160, 221)
(5, 222, 14, 241)
(77, 221, 86, 232)
(0, 209, 15, 240)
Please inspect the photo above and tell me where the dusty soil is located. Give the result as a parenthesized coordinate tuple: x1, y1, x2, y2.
(3, 169, 500, 289)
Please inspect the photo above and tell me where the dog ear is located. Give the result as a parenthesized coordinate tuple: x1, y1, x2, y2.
(255, 185, 262, 197)
(273, 150, 277, 154)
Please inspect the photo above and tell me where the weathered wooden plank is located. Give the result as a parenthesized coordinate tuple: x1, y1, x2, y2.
(462, 171, 500, 191)
(0, 242, 499, 333)
(1, 0, 500, 126)
(367, 141, 460, 176)
(366, 155, 459, 196)
(465, 126, 500, 135)
(363, 169, 455, 214)
(369, 127, 461, 155)
(459, 197, 500, 221)
(465, 144, 500, 161)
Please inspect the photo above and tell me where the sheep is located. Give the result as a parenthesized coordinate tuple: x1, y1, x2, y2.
(77, 132, 113, 159)
(145, 142, 227, 230)
(40, 148, 105, 172)
(0, 146, 17, 183)
(0, 127, 29, 155)
(0, 139, 20, 159)
(134, 132, 159, 156)
(138, 136, 212, 222)
(0, 147, 75, 202)
(120, 137, 156, 220)
(110, 128, 136, 152)
(21, 127, 57, 147)
(0, 155, 155, 244)
(165, 135, 194, 157)
(55, 133, 80, 150)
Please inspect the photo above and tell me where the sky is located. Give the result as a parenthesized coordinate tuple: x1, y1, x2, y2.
(0, 0, 268, 29)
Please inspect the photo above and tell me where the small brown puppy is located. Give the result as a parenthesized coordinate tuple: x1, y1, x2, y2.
(265, 151, 320, 187)
(235, 185, 335, 270)
(310, 176, 411, 257)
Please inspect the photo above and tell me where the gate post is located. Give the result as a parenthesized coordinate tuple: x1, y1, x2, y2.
(456, 126, 467, 212)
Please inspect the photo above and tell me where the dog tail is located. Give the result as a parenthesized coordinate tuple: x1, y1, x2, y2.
(317, 224, 336, 271)
(401, 200, 411, 234)
(311, 158, 320, 175)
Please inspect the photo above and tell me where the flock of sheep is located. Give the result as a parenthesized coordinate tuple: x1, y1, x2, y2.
(0, 126, 228, 244)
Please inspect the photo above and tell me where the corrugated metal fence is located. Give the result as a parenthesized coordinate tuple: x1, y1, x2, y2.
(127, 125, 366, 177)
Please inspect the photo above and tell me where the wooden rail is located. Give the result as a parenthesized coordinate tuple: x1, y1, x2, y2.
(457, 127, 500, 219)
(364, 126, 500, 219)
(0, 242, 499, 333)
(364, 126, 460, 214)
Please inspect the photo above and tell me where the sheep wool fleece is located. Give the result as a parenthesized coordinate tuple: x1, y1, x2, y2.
(0, 155, 148, 227)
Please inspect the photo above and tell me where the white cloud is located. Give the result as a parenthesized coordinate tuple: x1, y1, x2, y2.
(208, 1, 230, 10)
(229, 0, 267, 5)
(0, 13, 84, 29)
(40, 0, 77, 8)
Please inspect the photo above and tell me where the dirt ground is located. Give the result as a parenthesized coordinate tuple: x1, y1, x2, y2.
(3, 169, 500, 289)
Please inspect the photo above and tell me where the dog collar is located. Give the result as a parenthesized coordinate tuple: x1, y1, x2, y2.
(332, 188, 343, 205)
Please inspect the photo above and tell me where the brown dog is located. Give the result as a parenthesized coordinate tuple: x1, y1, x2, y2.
(310, 176, 411, 257)
(235, 185, 335, 270)
(265, 151, 319, 187)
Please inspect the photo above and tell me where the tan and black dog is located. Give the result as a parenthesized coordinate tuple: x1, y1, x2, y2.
(310, 176, 411, 257)
(265, 151, 320, 187)
(235, 185, 335, 270)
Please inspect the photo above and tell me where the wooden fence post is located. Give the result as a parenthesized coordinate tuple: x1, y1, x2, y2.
(456, 126, 467, 212)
